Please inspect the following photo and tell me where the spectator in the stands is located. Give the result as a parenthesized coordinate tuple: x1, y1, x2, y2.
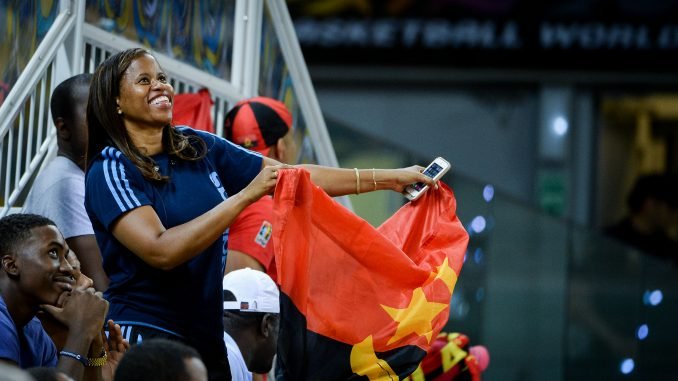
(23, 73, 108, 290)
(222, 268, 280, 381)
(0, 214, 108, 380)
(113, 339, 207, 381)
(605, 173, 678, 263)
(223, 96, 297, 279)
(36, 249, 130, 381)
(84, 47, 431, 380)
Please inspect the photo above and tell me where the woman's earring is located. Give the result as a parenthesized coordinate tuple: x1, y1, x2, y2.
(117, 108, 122, 115)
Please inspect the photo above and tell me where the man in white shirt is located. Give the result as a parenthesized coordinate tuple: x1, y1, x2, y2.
(22, 73, 107, 290)
(222, 268, 280, 381)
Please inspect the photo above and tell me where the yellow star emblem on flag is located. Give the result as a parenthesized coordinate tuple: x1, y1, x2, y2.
(382, 287, 448, 345)
(433, 257, 458, 294)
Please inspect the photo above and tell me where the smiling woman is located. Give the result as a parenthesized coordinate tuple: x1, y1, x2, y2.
(87, 48, 207, 182)
(84, 48, 434, 381)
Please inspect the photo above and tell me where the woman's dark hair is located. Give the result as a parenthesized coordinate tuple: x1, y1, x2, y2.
(86, 48, 206, 182)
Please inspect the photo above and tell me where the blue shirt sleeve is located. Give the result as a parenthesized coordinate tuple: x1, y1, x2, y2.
(0, 298, 56, 367)
(86, 147, 152, 229)
(25, 319, 57, 367)
(183, 127, 263, 196)
(0, 299, 21, 364)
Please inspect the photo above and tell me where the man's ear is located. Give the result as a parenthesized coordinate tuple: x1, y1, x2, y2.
(260, 314, 274, 338)
(54, 117, 71, 141)
(1, 254, 18, 277)
(275, 138, 286, 163)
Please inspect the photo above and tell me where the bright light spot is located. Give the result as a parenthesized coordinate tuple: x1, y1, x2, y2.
(483, 185, 495, 202)
(553, 116, 569, 136)
(620, 358, 634, 374)
(637, 324, 649, 340)
(471, 216, 486, 233)
(649, 290, 663, 306)
(473, 248, 484, 264)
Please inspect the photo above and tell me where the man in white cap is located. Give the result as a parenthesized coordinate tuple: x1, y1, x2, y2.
(222, 268, 280, 381)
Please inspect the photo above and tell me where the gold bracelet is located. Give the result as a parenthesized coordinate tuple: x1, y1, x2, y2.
(87, 350, 108, 367)
(372, 169, 377, 191)
(354, 168, 360, 194)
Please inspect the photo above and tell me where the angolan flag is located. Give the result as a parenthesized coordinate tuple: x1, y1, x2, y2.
(273, 168, 469, 380)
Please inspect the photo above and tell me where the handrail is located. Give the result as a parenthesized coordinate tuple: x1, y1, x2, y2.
(82, 24, 244, 104)
(0, 1, 80, 216)
(0, 8, 75, 138)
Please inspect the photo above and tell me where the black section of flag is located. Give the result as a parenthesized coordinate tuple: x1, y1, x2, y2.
(275, 292, 425, 381)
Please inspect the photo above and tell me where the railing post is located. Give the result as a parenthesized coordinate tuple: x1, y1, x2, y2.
(264, 0, 350, 208)
(264, 0, 340, 169)
(54, 0, 85, 87)
(232, 0, 264, 98)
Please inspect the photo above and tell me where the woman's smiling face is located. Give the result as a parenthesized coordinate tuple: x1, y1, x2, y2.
(116, 53, 174, 131)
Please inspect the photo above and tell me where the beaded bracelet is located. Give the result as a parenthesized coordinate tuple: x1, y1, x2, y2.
(59, 350, 88, 366)
(59, 349, 107, 367)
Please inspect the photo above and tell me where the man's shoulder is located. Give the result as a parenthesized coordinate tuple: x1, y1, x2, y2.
(31, 157, 82, 187)
(0, 296, 13, 326)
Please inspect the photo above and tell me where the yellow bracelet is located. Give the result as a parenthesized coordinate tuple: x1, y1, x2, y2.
(372, 169, 377, 191)
(87, 350, 108, 367)
(354, 168, 360, 194)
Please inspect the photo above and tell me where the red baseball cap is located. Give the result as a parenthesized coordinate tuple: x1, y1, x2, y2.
(224, 97, 292, 156)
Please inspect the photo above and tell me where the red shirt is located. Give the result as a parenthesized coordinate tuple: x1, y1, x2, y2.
(228, 195, 277, 282)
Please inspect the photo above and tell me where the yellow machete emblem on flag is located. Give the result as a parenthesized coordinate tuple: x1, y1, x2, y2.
(350, 335, 398, 380)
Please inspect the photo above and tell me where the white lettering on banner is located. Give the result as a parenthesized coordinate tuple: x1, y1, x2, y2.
(657, 25, 678, 49)
(501, 22, 522, 48)
(295, 18, 522, 49)
(295, 18, 678, 52)
(540, 23, 652, 49)
(402, 19, 421, 47)
(373, 19, 397, 47)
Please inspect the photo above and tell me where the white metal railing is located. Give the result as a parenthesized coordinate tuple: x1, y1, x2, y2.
(0, 0, 84, 217)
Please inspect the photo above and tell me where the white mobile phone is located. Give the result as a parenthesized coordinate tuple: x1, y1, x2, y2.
(404, 157, 451, 201)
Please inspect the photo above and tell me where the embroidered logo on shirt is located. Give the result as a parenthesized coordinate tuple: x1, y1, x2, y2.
(255, 221, 273, 248)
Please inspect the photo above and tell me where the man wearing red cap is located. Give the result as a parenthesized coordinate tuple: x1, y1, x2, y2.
(223, 97, 297, 281)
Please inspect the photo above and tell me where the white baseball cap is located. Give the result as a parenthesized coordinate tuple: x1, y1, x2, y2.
(223, 268, 280, 313)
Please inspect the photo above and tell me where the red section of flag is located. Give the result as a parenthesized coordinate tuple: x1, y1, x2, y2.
(172, 88, 214, 132)
(273, 169, 469, 354)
